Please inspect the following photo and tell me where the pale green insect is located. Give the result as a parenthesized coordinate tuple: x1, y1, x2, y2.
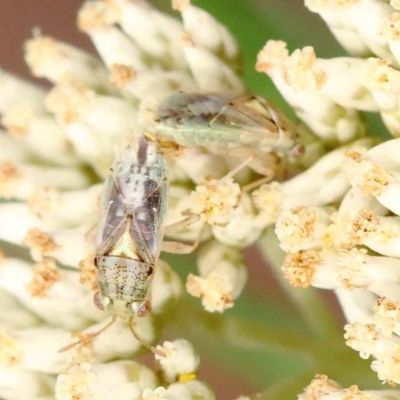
(153, 92, 300, 156)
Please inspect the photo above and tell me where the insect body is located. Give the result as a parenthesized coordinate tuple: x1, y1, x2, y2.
(59, 135, 168, 355)
(93, 134, 168, 319)
(153, 92, 299, 156)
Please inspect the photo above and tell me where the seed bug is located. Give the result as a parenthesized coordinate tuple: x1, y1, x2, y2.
(59, 134, 168, 356)
(153, 92, 301, 163)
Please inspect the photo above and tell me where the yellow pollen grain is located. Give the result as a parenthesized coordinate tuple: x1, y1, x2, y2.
(2, 107, 33, 136)
(0, 331, 21, 368)
(27, 258, 61, 297)
(23, 228, 58, 261)
(351, 209, 379, 239)
(282, 250, 321, 288)
(191, 177, 241, 226)
(279, 207, 317, 244)
(109, 64, 136, 88)
(78, 255, 99, 291)
(178, 373, 197, 382)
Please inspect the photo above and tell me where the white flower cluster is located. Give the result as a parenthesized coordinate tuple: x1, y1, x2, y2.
(298, 374, 400, 400)
(5, 0, 400, 397)
(0, 0, 256, 398)
(260, 0, 400, 390)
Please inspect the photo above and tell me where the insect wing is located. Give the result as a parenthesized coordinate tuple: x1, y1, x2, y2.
(96, 173, 129, 256)
(127, 172, 168, 263)
(209, 96, 280, 137)
(96, 137, 168, 263)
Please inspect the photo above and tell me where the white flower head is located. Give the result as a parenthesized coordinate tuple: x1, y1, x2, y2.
(155, 339, 200, 383)
(186, 242, 247, 313)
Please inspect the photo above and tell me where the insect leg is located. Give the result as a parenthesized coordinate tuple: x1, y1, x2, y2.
(241, 174, 273, 193)
(162, 221, 208, 255)
(84, 222, 98, 243)
(58, 315, 117, 353)
(128, 318, 166, 357)
(164, 214, 200, 236)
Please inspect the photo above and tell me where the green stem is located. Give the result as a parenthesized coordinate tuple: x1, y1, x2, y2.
(168, 300, 315, 356)
(258, 228, 341, 340)
(258, 370, 315, 400)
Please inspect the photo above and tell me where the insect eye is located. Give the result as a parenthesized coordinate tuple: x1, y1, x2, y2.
(126, 302, 132, 308)
(136, 300, 151, 317)
(147, 267, 154, 277)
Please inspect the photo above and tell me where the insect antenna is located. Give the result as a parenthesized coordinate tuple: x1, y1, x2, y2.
(58, 315, 117, 353)
(128, 317, 166, 358)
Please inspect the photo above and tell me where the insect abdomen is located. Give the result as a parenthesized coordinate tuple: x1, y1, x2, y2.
(95, 256, 153, 302)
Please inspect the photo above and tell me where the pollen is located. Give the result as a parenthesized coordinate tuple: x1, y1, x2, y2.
(45, 83, 94, 125)
(343, 150, 391, 196)
(364, 58, 393, 91)
(28, 187, 58, 219)
(186, 272, 234, 313)
(2, 106, 33, 136)
(0, 330, 21, 368)
(374, 297, 400, 337)
(255, 40, 289, 72)
(275, 206, 317, 252)
(190, 177, 241, 226)
(78, 255, 99, 291)
(109, 64, 136, 88)
(0, 160, 22, 199)
(252, 182, 283, 226)
(282, 46, 327, 90)
(351, 209, 379, 241)
(56, 361, 95, 400)
(281, 250, 321, 288)
(27, 258, 61, 297)
(337, 247, 369, 289)
(23, 228, 58, 262)
(299, 374, 342, 399)
(344, 322, 379, 359)
(380, 12, 400, 41)
(371, 349, 400, 386)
